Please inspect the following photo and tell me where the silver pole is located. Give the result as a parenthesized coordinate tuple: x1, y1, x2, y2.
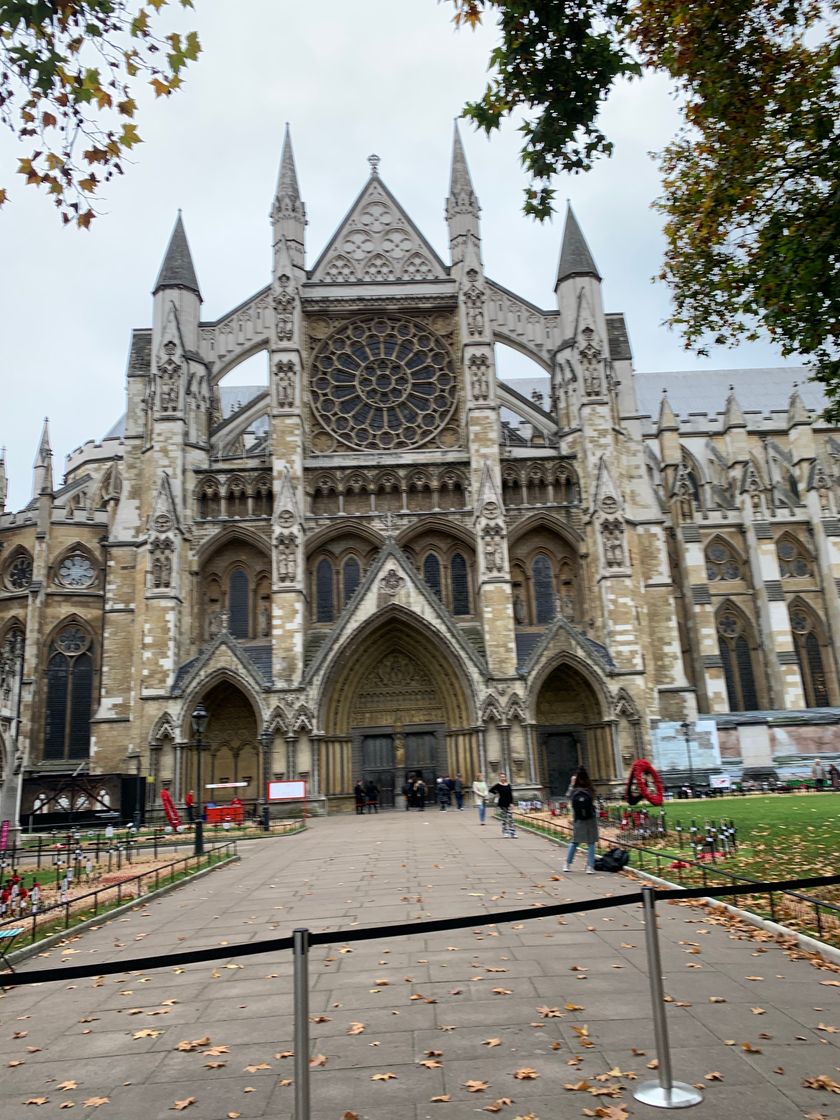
(293, 928, 311, 1120)
(634, 886, 702, 1109)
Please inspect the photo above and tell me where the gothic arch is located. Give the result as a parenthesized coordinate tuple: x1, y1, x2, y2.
(788, 597, 834, 707)
(266, 704, 290, 735)
(317, 606, 477, 735)
(149, 711, 177, 744)
(179, 667, 265, 740)
(396, 516, 474, 552)
(528, 650, 611, 723)
(49, 541, 102, 589)
(195, 524, 270, 565)
(210, 337, 271, 386)
(481, 695, 504, 724)
(507, 511, 583, 549)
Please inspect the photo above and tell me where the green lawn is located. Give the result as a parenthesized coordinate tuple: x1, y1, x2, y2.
(662, 792, 840, 879)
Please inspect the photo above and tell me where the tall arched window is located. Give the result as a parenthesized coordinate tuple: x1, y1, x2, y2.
(343, 556, 361, 606)
(717, 608, 759, 711)
(790, 606, 830, 707)
(451, 553, 470, 615)
(532, 555, 555, 624)
(423, 552, 442, 599)
(44, 625, 93, 761)
(316, 558, 335, 622)
(228, 568, 250, 638)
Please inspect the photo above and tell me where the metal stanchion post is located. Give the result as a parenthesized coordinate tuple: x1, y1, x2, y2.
(634, 887, 702, 1109)
(293, 927, 311, 1120)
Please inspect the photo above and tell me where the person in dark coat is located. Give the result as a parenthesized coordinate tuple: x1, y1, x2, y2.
(563, 766, 599, 873)
(437, 776, 451, 811)
(414, 777, 426, 810)
(454, 774, 464, 810)
(402, 776, 414, 810)
(365, 780, 379, 813)
(488, 772, 516, 837)
(353, 780, 366, 815)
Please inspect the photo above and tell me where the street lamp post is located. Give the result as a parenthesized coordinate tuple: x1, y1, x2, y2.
(679, 720, 695, 796)
(191, 703, 209, 856)
(259, 727, 272, 832)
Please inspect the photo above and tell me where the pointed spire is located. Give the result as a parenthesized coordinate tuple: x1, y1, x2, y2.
(153, 213, 201, 298)
(447, 121, 481, 268)
(787, 385, 810, 427)
(33, 417, 53, 498)
(271, 124, 306, 273)
(275, 123, 302, 204)
(447, 122, 478, 213)
(657, 390, 678, 433)
(723, 384, 746, 430)
(556, 204, 601, 286)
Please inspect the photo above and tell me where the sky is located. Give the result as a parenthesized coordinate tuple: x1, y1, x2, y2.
(0, 0, 799, 512)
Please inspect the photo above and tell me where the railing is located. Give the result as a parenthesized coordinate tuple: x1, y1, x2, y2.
(3, 872, 839, 1119)
(513, 808, 840, 946)
(0, 840, 238, 945)
(1, 816, 303, 870)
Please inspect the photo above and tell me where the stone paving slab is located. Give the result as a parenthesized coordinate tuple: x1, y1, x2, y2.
(0, 811, 837, 1120)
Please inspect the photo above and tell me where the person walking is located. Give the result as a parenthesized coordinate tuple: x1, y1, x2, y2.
(402, 775, 414, 810)
(488, 772, 516, 837)
(563, 766, 599, 873)
(454, 774, 464, 810)
(472, 772, 488, 825)
(437, 776, 451, 811)
(185, 790, 195, 824)
(353, 779, 366, 816)
(415, 777, 426, 810)
(365, 779, 379, 813)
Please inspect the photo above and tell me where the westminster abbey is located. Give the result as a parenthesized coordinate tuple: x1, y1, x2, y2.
(1, 127, 838, 823)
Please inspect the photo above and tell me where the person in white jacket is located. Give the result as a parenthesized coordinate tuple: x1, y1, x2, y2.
(472, 772, 489, 825)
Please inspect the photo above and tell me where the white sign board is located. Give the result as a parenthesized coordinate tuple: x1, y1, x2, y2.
(708, 773, 732, 789)
(267, 780, 307, 802)
(651, 721, 721, 772)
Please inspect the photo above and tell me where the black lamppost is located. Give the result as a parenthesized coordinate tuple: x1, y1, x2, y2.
(679, 720, 695, 795)
(259, 726, 272, 832)
(192, 703, 209, 855)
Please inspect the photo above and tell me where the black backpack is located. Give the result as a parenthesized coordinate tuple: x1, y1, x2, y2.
(595, 847, 630, 873)
(571, 788, 595, 821)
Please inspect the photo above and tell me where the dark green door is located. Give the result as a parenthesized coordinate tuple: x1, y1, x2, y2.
(543, 732, 579, 797)
(405, 731, 439, 787)
(361, 734, 395, 808)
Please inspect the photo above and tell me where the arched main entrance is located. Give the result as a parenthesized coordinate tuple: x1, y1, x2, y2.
(319, 617, 476, 807)
(534, 662, 614, 795)
(184, 680, 260, 804)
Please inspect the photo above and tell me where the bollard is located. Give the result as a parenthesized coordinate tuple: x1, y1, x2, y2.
(293, 927, 312, 1120)
(634, 886, 702, 1109)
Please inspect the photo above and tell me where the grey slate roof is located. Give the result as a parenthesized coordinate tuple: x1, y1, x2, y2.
(153, 214, 201, 297)
(556, 206, 601, 284)
(634, 367, 819, 421)
(605, 314, 632, 361)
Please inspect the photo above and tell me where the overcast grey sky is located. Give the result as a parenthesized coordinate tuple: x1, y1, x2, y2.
(0, 0, 797, 511)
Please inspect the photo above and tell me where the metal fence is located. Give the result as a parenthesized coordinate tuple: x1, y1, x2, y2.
(0, 839, 238, 945)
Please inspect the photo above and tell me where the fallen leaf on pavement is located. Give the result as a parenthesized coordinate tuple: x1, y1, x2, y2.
(170, 1100, 196, 1112)
(347, 1023, 365, 1035)
(483, 1038, 502, 1047)
(514, 1067, 539, 1080)
(371, 1072, 397, 1081)
(430, 1094, 451, 1102)
(309, 1054, 327, 1068)
(465, 1080, 489, 1092)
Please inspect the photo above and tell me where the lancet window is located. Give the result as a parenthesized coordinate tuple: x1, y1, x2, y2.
(44, 624, 94, 761)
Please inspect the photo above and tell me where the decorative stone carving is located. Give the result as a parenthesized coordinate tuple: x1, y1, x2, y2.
(274, 531, 297, 583)
(463, 269, 485, 336)
(273, 273, 295, 342)
(275, 359, 295, 407)
(379, 568, 405, 596)
(579, 326, 603, 396)
(481, 523, 505, 572)
(150, 538, 174, 589)
(157, 340, 181, 413)
(468, 352, 490, 401)
(602, 518, 625, 568)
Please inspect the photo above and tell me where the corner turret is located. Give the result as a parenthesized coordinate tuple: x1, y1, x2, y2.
(153, 212, 201, 350)
(32, 418, 53, 499)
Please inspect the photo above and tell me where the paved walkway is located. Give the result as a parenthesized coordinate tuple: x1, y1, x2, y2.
(0, 810, 837, 1120)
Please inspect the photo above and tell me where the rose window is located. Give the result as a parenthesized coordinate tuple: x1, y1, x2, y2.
(310, 317, 457, 451)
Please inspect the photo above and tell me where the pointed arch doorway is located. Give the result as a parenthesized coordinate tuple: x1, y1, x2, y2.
(184, 679, 260, 804)
(535, 662, 614, 795)
(320, 617, 475, 808)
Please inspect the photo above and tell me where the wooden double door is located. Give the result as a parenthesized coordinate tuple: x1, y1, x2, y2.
(540, 729, 581, 797)
(359, 729, 442, 808)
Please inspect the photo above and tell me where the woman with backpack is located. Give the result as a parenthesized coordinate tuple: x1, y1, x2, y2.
(563, 766, 599, 873)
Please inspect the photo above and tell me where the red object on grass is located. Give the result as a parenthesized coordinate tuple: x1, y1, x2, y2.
(160, 788, 182, 830)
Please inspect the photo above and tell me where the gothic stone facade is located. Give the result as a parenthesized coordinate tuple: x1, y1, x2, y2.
(2, 131, 838, 820)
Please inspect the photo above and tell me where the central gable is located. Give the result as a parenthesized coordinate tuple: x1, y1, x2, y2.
(309, 175, 448, 284)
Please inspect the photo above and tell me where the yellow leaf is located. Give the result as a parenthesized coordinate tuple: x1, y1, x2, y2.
(347, 1023, 365, 1035)
(24, 1100, 50, 1107)
(309, 1054, 327, 1068)
(430, 1095, 450, 1102)
(483, 1038, 502, 1047)
(371, 1072, 397, 1081)
(420, 1060, 442, 1069)
(56, 1082, 77, 1092)
(514, 1067, 539, 1079)
(171, 1100, 196, 1112)
(464, 1080, 489, 1092)
(82, 1100, 109, 1109)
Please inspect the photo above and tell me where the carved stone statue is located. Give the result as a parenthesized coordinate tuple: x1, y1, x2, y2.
(275, 531, 297, 582)
(468, 353, 490, 401)
(273, 274, 295, 342)
(464, 269, 485, 336)
(275, 360, 295, 408)
(602, 519, 625, 568)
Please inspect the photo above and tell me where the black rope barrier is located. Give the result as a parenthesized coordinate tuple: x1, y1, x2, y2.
(2, 873, 838, 989)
